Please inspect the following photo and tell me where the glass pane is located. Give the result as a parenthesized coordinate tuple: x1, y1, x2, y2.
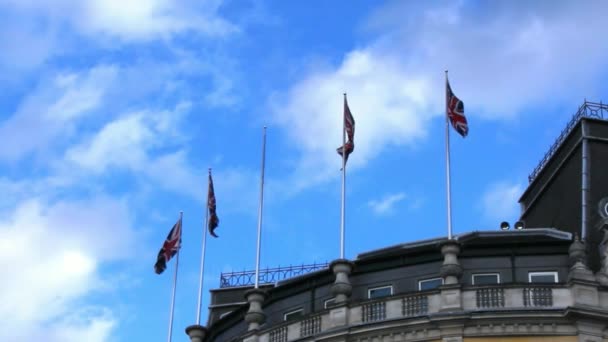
(369, 286, 392, 298)
(284, 310, 303, 321)
(419, 278, 442, 291)
(530, 274, 556, 283)
(473, 274, 499, 285)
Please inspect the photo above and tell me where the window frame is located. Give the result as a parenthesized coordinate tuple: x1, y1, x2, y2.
(324, 298, 336, 309)
(472, 273, 501, 285)
(418, 277, 444, 291)
(367, 285, 393, 299)
(528, 271, 558, 283)
(283, 308, 304, 321)
(218, 311, 232, 319)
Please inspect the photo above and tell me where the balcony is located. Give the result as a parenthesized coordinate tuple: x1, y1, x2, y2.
(248, 284, 571, 342)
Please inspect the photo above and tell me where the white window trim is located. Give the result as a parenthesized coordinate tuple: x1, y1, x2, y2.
(472, 273, 501, 285)
(219, 311, 232, 319)
(418, 277, 444, 291)
(367, 285, 393, 299)
(283, 308, 303, 321)
(324, 298, 336, 309)
(528, 271, 558, 283)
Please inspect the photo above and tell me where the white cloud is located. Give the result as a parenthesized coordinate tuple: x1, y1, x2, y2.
(0, 65, 117, 162)
(272, 50, 432, 190)
(0, 195, 138, 341)
(480, 181, 523, 224)
(0, 0, 236, 42)
(62, 102, 213, 200)
(272, 1, 608, 189)
(368, 192, 407, 216)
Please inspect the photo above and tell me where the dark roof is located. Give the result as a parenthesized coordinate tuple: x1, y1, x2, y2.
(357, 228, 572, 260)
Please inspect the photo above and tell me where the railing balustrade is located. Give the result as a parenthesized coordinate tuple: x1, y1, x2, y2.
(269, 326, 288, 342)
(362, 301, 386, 322)
(476, 287, 505, 308)
(523, 287, 553, 307)
(300, 315, 321, 337)
(402, 294, 429, 317)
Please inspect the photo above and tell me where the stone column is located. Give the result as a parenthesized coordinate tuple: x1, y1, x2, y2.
(185, 325, 208, 342)
(330, 259, 353, 304)
(568, 234, 595, 282)
(244, 288, 267, 331)
(595, 223, 608, 286)
(440, 240, 462, 285)
(568, 235, 600, 309)
(328, 259, 353, 328)
(439, 240, 463, 311)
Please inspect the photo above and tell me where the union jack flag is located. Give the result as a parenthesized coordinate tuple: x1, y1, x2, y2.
(208, 171, 219, 238)
(336, 95, 355, 163)
(446, 79, 468, 137)
(154, 216, 182, 274)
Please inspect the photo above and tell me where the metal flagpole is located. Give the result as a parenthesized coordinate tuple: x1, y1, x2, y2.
(167, 211, 182, 342)
(445, 71, 454, 240)
(254, 126, 267, 288)
(196, 170, 211, 325)
(340, 93, 347, 259)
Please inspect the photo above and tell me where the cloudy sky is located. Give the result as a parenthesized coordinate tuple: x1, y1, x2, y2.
(1, 0, 607, 341)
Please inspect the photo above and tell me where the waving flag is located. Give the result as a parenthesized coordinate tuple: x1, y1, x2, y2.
(336, 95, 356, 163)
(208, 172, 219, 237)
(446, 79, 468, 137)
(154, 217, 182, 274)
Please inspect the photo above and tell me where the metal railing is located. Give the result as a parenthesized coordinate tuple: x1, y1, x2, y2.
(529, 100, 608, 183)
(219, 262, 329, 288)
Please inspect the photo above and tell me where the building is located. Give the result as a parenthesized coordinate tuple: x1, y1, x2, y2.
(186, 101, 608, 342)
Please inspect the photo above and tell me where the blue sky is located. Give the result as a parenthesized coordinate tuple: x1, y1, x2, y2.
(1, 0, 608, 341)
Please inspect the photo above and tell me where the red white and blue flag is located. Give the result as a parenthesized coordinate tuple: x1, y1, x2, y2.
(336, 95, 355, 163)
(154, 217, 182, 274)
(446, 79, 468, 137)
(208, 172, 219, 238)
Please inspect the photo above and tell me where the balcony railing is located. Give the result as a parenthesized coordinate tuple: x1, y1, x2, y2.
(402, 294, 429, 317)
(269, 326, 287, 342)
(362, 301, 386, 322)
(528, 100, 608, 183)
(523, 287, 553, 307)
(300, 315, 321, 337)
(219, 262, 329, 288)
(476, 287, 505, 308)
(250, 284, 567, 342)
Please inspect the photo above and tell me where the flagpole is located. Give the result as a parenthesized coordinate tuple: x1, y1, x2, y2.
(196, 170, 210, 325)
(167, 211, 182, 342)
(340, 93, 347, 259)
(254, 126, 267, 288)
(445, 71, 453, 240)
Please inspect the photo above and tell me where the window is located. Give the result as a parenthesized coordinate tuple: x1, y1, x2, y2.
(283, 308, 304, 321)
(368, 285, 393, 299)
(472, 273, 500, 285)
(418, 278, 443, 291)
(529, 271, 558, 283)
(324, 298, 336, 309)
(219, 311, 232, 319)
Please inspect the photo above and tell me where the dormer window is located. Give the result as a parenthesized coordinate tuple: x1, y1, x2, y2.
(368, 285, 393, 299)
